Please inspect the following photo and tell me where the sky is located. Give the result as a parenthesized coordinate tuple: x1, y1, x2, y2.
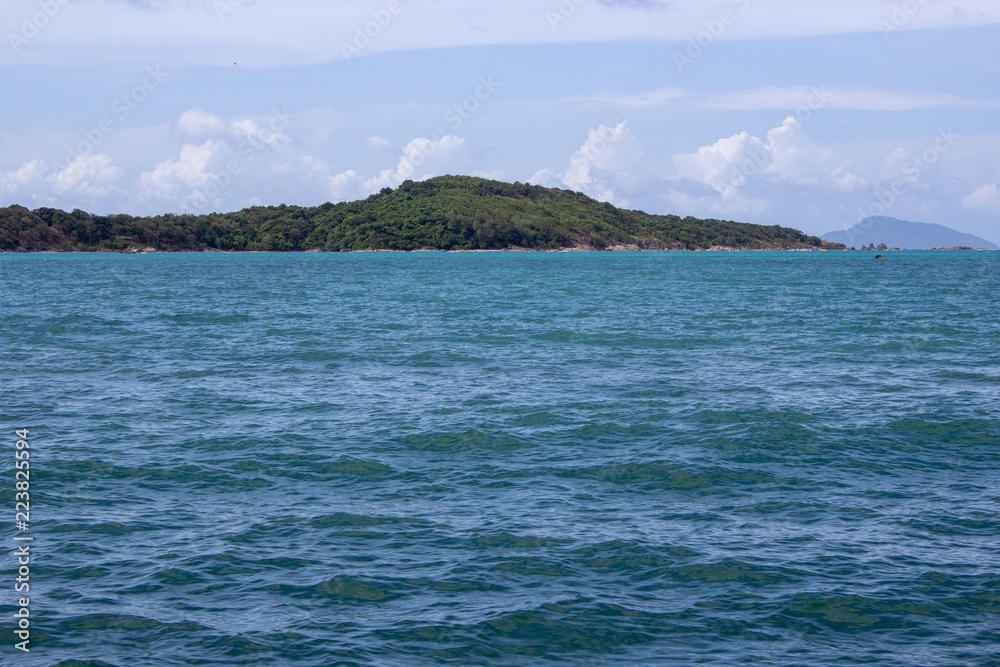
(1, 0, 999, 242)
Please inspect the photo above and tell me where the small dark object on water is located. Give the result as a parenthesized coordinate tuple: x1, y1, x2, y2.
(875, 254, 886, 259)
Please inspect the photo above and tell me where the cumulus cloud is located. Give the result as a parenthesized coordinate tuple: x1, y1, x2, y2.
(320, 135, 472, 201)
(328, 170, 362, 202)
(531, 121, 646, 205)
(174, 108, 229, 143)
(0, 160, 48, 197)
(173, 108, 291, 149)
(673, 131, 768, 192)
(5, 108, 480, 214)
(365, 135, 465, 191)
(660, 180, 770, 221)
(137, 108, 294, 210)
(564, 122, 645, 195)
(232, 118, 292, 151)
(829, 164, 868, 193)
(765, 118, 833, 182)
(48, 154, 125, 197)
(0, 107, 302, 214)
(527, 118, 873, 222)
(138, 140, 224, 197)
(667, 131, 771, 219)
(661, 118, 874, 221)
(962, 183, 1000, 213)
(878, 148, 929, 191)
(363, 136, 396, 151)
(670, 117, 866, 206)
(324, 135, 467, 201)
(2, 155, 126, 208)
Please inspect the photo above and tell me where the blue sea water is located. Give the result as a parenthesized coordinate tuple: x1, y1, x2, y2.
(1, 250, 998, 666)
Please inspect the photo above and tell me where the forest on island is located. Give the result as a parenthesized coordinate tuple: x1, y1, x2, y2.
(0, 175, 844, 252)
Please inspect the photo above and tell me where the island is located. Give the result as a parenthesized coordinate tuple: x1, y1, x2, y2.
(1, 175, 846, 252)
(823, 216, 999, 251)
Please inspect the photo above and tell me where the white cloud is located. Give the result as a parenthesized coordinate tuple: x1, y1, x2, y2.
(673, 130, 769, 192)
(565, 122, 645, 192)
(564, 87, 688, 109)
(661, 182, 770, 221)
(830, 163, 868, 193)
(294, 155, 330, 180)
(48, 154, 124, 197)
(529, 117, 873, 222)
(232, 118, 291, 150)
(765, 117, 832, 183)
(6, 0, 1000, 68)
(1, 160, 48, 196)
(362, 135, 466, 192)
(138, 140, 224, 197)
(328, 169, 362, 201)
(673, 117, 866, 193)
(698, 87, 992, 112)
(135, 108, 295, 210)
(531, 121, 646, 205)
(573, 86, 995, 112)
(663, 117, 870, 221)
(363, 136, 396, 151)
(322, 134, 469, 201)
(6, 111, 475, 214)
(962, 183, 1000, 213)
(173, 109, 291, 149)
(879, 148, 926, 189)
(471, 169, 506, 181)
(174, 109, 229, 143)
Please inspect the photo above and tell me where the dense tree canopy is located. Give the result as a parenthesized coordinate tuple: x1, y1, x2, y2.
(0, 175, 844, 252)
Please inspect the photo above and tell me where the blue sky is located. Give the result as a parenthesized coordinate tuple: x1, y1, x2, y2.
(2, 0, 999, 242)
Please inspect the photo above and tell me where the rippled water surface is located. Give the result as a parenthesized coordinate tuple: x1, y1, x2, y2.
(1, 251, 998, 666)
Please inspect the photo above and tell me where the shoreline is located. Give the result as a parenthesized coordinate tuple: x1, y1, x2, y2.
(4, 246, 996, 255)
(6, 246, 830, 254)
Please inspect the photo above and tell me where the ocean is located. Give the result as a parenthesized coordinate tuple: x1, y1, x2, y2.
(1, 250, 998, 666)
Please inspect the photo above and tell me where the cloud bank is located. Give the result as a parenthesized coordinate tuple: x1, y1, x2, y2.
(2, 106, 997, 244)
(5, 0, 1000, 67)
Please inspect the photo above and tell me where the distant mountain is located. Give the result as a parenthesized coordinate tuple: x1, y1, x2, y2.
(823, 216, 998, 250)
(1, 175, 845, 252)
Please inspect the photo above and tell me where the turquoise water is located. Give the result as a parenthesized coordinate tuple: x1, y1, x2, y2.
(1, 251, 998, 666)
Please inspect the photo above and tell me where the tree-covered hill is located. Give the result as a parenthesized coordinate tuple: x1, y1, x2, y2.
(0, 175, 844, 252)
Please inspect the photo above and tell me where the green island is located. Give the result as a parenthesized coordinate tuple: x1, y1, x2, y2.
(0, 175, 845, 252)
